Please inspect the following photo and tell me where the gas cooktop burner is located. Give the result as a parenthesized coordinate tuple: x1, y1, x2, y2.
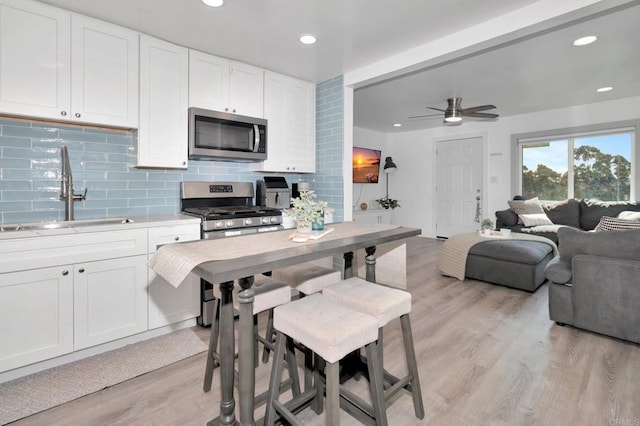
(183, 206, 282, 220)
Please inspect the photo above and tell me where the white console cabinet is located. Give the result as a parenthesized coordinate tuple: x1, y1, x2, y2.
(353, 209, 392, 224)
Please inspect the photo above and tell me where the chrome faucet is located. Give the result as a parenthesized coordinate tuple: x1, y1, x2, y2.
(60, 145, 87, 221)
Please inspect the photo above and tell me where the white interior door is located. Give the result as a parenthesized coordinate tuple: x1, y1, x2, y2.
(436, 137, 483, 238)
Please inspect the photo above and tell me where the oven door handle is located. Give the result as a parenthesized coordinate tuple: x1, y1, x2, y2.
(252, 125, 260, 152)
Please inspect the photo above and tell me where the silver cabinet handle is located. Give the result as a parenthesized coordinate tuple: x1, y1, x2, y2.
(174, 236, 180, 241)
(224, 107, 229, 111)
(61, 111, 67, 116)
(75, 113, 81, 118)
(62, 270, 69, 276)
(232, 109, 236, 113)
(78, 267, 85, 273)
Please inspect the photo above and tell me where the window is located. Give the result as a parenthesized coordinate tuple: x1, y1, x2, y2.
(518, 128, 635, 201)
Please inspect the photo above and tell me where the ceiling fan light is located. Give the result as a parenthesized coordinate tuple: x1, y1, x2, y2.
(444, 116, 462, 123)
(202, 0, 224, 6)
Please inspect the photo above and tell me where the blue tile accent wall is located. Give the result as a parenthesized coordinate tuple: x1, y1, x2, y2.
(0, 77, 344, 224)
(314, 75, 344, 222)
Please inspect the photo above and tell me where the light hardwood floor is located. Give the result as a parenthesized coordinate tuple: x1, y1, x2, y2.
(12, 237, 640, 425)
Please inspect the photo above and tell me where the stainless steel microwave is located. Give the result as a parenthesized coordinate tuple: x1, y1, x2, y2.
(188, 107, 267, 162)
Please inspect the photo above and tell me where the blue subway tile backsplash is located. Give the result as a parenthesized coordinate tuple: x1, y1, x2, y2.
(0, 75, 345, 224)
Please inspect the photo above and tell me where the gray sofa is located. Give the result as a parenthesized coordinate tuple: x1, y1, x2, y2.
(495, 198, 640, 243)
(545, 227, 640, 344)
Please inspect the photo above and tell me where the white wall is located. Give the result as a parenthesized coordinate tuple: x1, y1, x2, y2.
(352, 127, 389, 211)
(387, 95, 640, 237)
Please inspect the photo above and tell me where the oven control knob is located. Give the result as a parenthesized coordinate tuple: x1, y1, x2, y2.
(226, 220, 234, 227)
(270, 216, 279, 223)
(215, 221, 224, 229)
(262, 217, 270, 224)
(245, 218, 253, 226)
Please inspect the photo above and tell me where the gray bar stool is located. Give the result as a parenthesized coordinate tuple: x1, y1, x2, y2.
(322, 277, 425, 420)
(265, 262, 341, 360)
(264, 293, 387, 426)
(203, 275, 298, 397)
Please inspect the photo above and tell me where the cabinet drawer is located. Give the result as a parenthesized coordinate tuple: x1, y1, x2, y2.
(0, 229, 147, 274)
(148, 224, 200, 253)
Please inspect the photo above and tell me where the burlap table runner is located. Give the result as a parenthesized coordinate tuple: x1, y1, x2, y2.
(149, 221, 398, 287)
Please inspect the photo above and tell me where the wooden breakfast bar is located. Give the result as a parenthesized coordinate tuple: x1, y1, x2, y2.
(149, 221, 421, 425)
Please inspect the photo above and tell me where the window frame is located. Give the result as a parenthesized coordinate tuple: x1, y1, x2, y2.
(511, 120, 639, 202)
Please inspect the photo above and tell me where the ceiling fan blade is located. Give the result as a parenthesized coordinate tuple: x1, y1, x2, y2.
(408, 113, 442, 120)
(465, 112, 499, 119)
(426, 107, 446, 112)
(460, 105, 496, 113)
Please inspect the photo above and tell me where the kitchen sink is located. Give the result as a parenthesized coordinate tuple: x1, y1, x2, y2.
(0, 217, 134, 232)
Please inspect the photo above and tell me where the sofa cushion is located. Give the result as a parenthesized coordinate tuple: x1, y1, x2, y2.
(543, 199, 580, 228)
(579, 199, 640, 230)
(520, 213, 553, 227)
(618, 210, 640, 221)
(508, 197, 544, 224)
(595, 216, 640, 231)
(558, 226, 640, 261)
(468, 240, 553, 264)
(495, 209, 518, 227)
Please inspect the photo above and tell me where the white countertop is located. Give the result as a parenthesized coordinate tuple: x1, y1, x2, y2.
(0, 214, 201, 240)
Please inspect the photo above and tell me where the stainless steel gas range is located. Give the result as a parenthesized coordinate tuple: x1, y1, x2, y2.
(180, 181, 284, 325)
(181, 181, 283, 239)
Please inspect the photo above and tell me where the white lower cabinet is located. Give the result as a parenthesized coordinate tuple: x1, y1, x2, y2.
(73, 255, 148, 350)
(147, 224, 200, 329)
(0, 221, 201, 374)
(0, 266, 74, 372)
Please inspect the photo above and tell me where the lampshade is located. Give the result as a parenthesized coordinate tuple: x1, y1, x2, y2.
(383, 157, 397, 173)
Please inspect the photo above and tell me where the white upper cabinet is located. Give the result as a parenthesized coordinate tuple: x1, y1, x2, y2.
(189, 50, 264, 118)
(0, 0, 138, 128)
(229, 61, 264, 118)
(0, 0, 71, 120)
(71, 14, 139, 128)
(189, 50, 229, 112)
(138, 35, 189, 168)
(250, 71, 316, 173)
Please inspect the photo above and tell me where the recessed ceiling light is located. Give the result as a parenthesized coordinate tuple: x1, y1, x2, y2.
(597, 86, 613, 93)
(573, 35, 597, 46)
(393, 123, 402, 127)
(299, 34, 317, 45)
(202, 0, 224, 7)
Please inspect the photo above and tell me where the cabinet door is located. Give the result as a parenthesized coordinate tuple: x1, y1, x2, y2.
(189, 49, 230, 111)
(138, 35, 189, 168)
(229, 61, 264, 118)
(147, 225, 200, 329)
(251, 72, 315, 173)
(0, 266, 73, 372)
(74, 255, 148, 350)
(353, 210, 392, 224)
(71, 14, 138, 128)
(0, 0, 71, 120)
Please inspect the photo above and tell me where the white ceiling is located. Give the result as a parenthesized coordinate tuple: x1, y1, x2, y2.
(37, 0, 640, 133)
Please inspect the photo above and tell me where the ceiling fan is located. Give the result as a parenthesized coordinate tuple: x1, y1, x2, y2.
(409, 97, 499, 124)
